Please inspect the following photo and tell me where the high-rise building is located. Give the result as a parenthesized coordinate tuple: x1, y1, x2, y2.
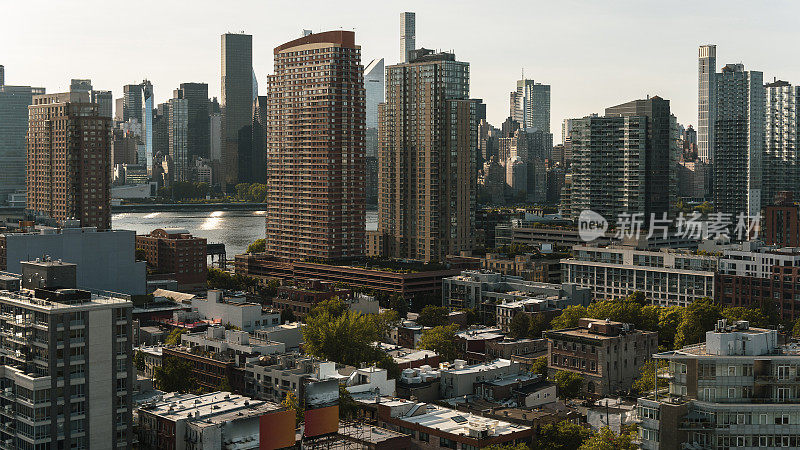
(142, 80, 154, 175)
(69, 78, 92, 93)
(0, 261, 135, 449)
(238, 95, 267, 184)
(567, 114, 648, 222)
(265, 30, 365, 261)
(510, 79, 550, 133)
(168, 95, 189, 181)
(176, 82, 210, 162)
(378, 49, 476, 262)
(364, 58, 384, 131)
(698, 44, 716, 162)
(221, 33, 254, 187)
(763, 80, 799, 206)
(400, 12, 416, 63)
(26, 92, 111, 229)
(605, 96, 675, 219)
(122, 83, 142, 123)
(0, 66, 44, 203)
(92, 90, 113, 119)
(713, 63, 764, 218)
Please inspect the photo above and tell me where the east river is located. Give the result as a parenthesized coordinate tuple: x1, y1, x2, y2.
(112, 208, 378, 257)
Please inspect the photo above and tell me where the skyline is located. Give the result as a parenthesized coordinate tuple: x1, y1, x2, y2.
(3, 0, 800, 134)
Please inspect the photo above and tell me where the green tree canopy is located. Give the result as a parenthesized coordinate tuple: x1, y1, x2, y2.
(578, 427, 638, 450)
(531, 356, 548, 379)
(674, 298, 722, 348)
(509, 311, 531, 338)
(246, 238, 265, 253)
(550, 305, 589, 330)
(553, 370, 584, 399)
(632, 359, 668, 396)
(722, 306, 769, 327)
(657, 306, 685, 349)
(164, 328, 185, 346)
(134, 350, 146, 372)
(388, 295, 409, 319)
(418, 324, 460, 361)
(154, 357, 197, 393)
(416, 305, 450, 327)
(532, 420, 592, 450)
(282, 391, 304, 425)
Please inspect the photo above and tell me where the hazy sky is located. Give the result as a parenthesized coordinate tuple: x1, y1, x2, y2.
(3, 0, 799, 138)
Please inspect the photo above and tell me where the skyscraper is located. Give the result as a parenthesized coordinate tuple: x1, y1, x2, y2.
(122, 83, 142, 123)
(142, 80, 154, 174)
(265, 30, 365, 260)
(168, 95, 189, 181)
(400, 12, 416, 63)
(713, 63, 764, 217)
(605, 96, 675, 219)
(364, 58, 385, 131)
(698, 44, 716, 163)
(510, 79, 550, 132)
(237, 95, 267, 184)
(0, 66, 44, 203)
(221, 33, 254, 187)
(762, 80, 800, 206)
(175, 83, 210, 162)
(567, 113, 650, 222)
(378, 49, 476, 262)
(26, 92, 111, 229)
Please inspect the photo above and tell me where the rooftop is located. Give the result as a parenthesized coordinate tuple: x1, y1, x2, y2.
(0, 287, 130, 312)
(139, 391, 282, 424)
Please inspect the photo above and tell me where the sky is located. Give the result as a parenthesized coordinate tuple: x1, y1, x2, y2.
(3, 0, 800, 140)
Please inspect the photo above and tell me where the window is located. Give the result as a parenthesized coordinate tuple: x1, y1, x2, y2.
(728, 387, 736, 398)
(419, 432, 429, 442)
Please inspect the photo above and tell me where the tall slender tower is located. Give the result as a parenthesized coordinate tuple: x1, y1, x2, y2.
(378, 49, 476, 262)
(698, 44, 716, 163)
(400, 12, 416, 63)
(221, 33, 254, 187)
(763, 80, 800, 206)
(265, 30, 366, 260)
(26, 92, 112, 229)
(142, 79, 154, 174)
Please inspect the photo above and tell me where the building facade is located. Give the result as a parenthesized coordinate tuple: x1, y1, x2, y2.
(220, 33, 253, 186)
(26, 92, 112, 230)
(561, 245, 717, 307)
(265, 30, 366, 261)
(0, 262, 134, 449)
(135, 228, 207, 290)
(546, 318, 657, 396)
(763, 80, 800, 206)
(698, 44, 716, 162)
(378, 49, 476, 262)
(638, 321, 800, 450)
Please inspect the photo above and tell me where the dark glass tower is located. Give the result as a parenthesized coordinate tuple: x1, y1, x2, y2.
(221, 33, 253, 187)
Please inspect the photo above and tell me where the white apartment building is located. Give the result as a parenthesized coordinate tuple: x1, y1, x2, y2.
(638, 320, 800, 450)
(0, 261, 134, 449)
(718, 241, 800, 278)
(186, 290, 280, 332)
(180, 326, 285, 359)
(561, 245, 718, 307)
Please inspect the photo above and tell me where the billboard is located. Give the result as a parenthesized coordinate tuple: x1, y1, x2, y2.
(304, 379, 339, 409)
(259, 409, 296, 450)
(303, 405, 339, 438)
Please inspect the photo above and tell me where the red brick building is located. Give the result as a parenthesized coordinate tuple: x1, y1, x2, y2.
(265, 30, 365, 261)
(26, 92, 111, 229)
(715, 265, 800, 322)
(764, 191, 800, 247)
(136, 228, 207, 290)
(273, 279, 351, 318)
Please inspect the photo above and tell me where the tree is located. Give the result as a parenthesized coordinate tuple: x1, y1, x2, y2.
(531, 356, 548, 379)
(793, 316, 800, 338)
(527, 313, 549, 338)
(217, 377, 234, 393)
(302, 298, 394, 368)
(154, 357, 197, 393)
(550, 305, 588, 330)
(416, 305, 449, 327)
(418, 324, 460, 361)
(164, 328, 185, 346)
(553, 370, 584, 399)
(281, 308, 297, 324)
(509, 312, 531, 338)
(135, 248, 147, 262)
(134, 350, 146, 372)
(657, 306, 684, 349)
(339, 384, 358, 420)
(532, 420, 592, 450)
(282, 391, 304, 425)
(388, 295, 409, 319)
(632, 359, 668, 395)
(579, 427, 638, 450)
(674, 298, 722, 348)
(484, 444, 531, 450)
(722, 306, 769, 327)
(246, 238, 265, 254)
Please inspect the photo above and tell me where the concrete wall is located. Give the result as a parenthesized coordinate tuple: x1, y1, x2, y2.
(5, 228, 146, 294)
(88, 308, 113, 449)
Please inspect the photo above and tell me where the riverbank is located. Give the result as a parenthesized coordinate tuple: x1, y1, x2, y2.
(112, 202, 268, 213)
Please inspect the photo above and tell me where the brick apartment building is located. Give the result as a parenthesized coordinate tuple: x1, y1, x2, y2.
(272, 279, 351, 318)
(136, 228, 207, 290)
(545, 318, 657, 396)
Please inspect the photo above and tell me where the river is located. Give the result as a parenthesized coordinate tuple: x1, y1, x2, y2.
(112, 208, 378, 257)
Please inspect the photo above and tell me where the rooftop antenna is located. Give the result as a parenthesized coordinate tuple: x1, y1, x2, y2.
(522, 67, 524, 80)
